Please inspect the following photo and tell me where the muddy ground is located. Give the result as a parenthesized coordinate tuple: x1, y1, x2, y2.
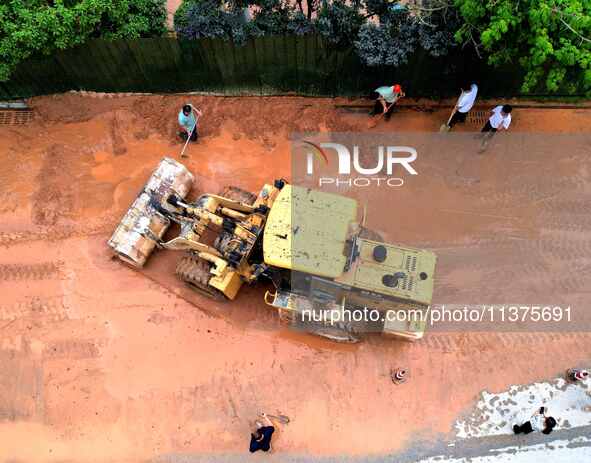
(0, 93, 590, 462)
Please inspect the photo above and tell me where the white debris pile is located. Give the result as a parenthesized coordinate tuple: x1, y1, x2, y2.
(455, 377, 591, 439)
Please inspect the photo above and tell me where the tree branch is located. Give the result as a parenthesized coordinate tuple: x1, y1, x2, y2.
(296, 0, 304, 15)
(406, 0, 452, 14)
(553, 8, 591, 44)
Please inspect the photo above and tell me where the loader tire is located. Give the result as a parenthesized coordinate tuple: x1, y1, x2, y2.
(359, 227, 384, 243)
(176, 252, 227, 301)
(218, 186, 257, 206)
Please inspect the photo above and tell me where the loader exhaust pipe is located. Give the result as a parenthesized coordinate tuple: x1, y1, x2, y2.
(108, 157, 194, 267)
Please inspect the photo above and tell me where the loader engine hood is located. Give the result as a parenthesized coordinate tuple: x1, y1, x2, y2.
(337, 239, 437, 306)
(263, 185, 358, 278)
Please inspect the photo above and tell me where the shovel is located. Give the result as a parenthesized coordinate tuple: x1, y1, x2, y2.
(440, 90, 465, 132)
(180, 103, 200, 158)
(367, 102, 394, 129)
(180, 117, 199, 158)
(439, 107, 457, 132)
(266, 414, 291, 424)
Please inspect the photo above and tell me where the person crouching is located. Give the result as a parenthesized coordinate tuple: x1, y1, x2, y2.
(178, 104, 202, 142)
(513, 406, 557, 435)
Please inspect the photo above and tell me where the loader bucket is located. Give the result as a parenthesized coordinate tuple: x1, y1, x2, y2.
(108, 157, 194, 267)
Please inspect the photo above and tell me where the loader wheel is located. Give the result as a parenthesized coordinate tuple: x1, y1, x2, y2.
(218, 186, 257, 206)
(359, 227, 384, 243)
(176, 252, 227, 301)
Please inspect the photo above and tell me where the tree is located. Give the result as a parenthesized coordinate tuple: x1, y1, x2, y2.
(316, 0, 365, 48)
(294, 0, 320, 20)
(355, 3, 460, 66)
(175, 0, 313, 42)
(0, 0, 167, 82)
(175, 0, 249, 43)
(454, 0, 591, 94)
(355, 11, 418, 67)
(174, 0, 465, 69)
(248, 0, 314, 36)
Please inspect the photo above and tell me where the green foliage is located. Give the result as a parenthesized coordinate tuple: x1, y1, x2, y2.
(355, 10, 416, 67)
(355, 4, 460, 66)
(251, 0, 315, 35)
(174, 0, 249, 43)
(316, 0, 364, 48)
(175, 0, 458, 60)
(454, 0, 591, 94)
(249, 0, 297, 35)
(174, 0, 313, 42)
(0, 0, 167, 82)
(173, 0, 219, 31)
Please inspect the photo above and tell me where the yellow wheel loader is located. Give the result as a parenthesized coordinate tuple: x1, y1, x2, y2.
(109, 158, 437, 343)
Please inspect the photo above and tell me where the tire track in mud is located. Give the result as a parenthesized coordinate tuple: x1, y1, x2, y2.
(457, 167, 588, 215)
(537, 194, 591, 213)
(0, 219, 116, 247)
(472, 234, 591, 265)
(536, 191, 591, 233)
(110, 112, 128, 155)
(0, 261, 64, 281)
(42, 339, 106, 360)
(408, 231, 591, 307)
(434, 221, 591, 299)
(0, 191, 19, 214)
(417, 332, 591, 352)
(0, 347, 44, 421)
(26, 141, 123, 233)
(539, 212, 591, 233)
(0, 295, 106, 361)
(0, 297, 69, 325)
(31, 144, 77, 226)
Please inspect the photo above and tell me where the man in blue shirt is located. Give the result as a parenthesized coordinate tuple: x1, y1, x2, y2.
(178, 104, 202, 142)
(370, 84, 405, 121)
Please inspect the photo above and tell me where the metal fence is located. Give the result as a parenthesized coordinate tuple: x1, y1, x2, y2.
(0, 34, 537, 100)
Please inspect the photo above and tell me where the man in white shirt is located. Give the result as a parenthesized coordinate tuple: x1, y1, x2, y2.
(513, 406, 557, 435)
(482, 104, 512, 133)
(448, 83, 478, 129)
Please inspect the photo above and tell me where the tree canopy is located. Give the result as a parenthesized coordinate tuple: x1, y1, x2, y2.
(355, 4, 460, 67)
(0, 0, 167, 81)
(174, 0, 460, 63)
(455, 0, 591, 94)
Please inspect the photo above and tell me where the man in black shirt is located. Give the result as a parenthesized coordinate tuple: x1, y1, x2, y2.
(249, 413, 275, 453)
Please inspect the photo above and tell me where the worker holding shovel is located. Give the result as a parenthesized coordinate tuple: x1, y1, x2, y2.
(369, 84, 405, 124)
(478, 104, 512, 153)
(178, 104, 202, 142)
(249, 412, 275, 453)
(441, 82, 478, 132)
(247, 411, 290, 453)
(178, 103, 202, 158)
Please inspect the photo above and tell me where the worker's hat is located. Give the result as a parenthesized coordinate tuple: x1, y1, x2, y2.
(393, 84, 402, 93)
